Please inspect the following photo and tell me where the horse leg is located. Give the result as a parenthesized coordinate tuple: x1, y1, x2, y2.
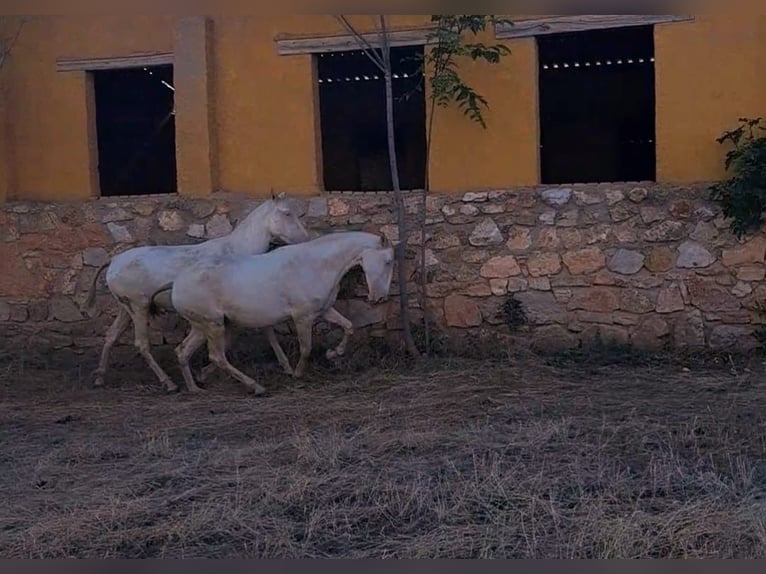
(322, 307, 354, 360)
(175, 325, 207, 394)
(265, 326, 294, 375)
(199, 362, 217, 383)
(199, 363, 217, 382)
(93, 305, 131, 388)
(207, 324, 266, 396)
(131, 305, 178, 393)
(199, 325, 236, 382)
(292, 318, 315, 379)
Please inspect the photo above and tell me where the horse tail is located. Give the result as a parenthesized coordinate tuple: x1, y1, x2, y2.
(80, 261, 111, 315)
(148, 283, 173, 318)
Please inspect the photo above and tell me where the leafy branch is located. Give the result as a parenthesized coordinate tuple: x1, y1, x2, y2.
(327, 15, 513, 357)
(710, 117, 766, 238)
(415, 15, 513, 354)
(423, 15, 512, 129)
(0, 19, 24, 74)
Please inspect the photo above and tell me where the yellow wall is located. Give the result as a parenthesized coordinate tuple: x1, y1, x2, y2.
(213, 16, 539, 194)
(1, 16, 175, 201)
(0, 14, 764, 201)
(428, 34, 539, 190)
(212, 17, 320, 196)
(655, 14, 766, 182)
(212, 16, 433, 195)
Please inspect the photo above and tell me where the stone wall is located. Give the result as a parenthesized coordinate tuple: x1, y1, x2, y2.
(1, 183, 765, 354)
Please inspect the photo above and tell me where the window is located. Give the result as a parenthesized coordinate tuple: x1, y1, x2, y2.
(537, 25, 656, 184)
(316, 46, 426, 192)
(92, 65, 177, 196)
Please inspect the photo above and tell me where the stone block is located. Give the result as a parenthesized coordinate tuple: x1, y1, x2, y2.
(506, 227, 532, 252)
(540, 188, 572, 206)
(562, 247, 605, 275)
(469, 218, 503, 246)
(527, 253, 561, 277)
(722, 237, 766, 267)
(480, 256, 521, 279)
(676, 241, 715, 269)
(567, 288, 620, 313)
(444, 295, 482, 328)
(608, 249, 645, 275)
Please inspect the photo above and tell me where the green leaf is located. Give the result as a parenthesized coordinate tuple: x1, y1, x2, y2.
(425, 15, 512, 130)
(710, 117, 766, 237)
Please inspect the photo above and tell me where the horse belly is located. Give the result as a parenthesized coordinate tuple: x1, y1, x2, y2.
(227, 306, 287, 329)
(107, 251, 186, 299)
(221, 263, 323, 328)
(225, 294, 290, 329)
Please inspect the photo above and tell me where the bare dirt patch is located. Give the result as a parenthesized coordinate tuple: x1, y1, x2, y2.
(1, 346, 765, 558)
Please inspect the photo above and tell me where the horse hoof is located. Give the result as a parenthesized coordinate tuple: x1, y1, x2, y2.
(92, 371, 106, 388)
(188, 386, 206, 394)
(164, 382, 180, 394)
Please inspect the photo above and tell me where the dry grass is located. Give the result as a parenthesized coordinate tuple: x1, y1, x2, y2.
(1, 343, 766, 558)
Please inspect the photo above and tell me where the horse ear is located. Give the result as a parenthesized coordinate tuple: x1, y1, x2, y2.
(277, 192, 286, 201)
(270, 188, 276, 201)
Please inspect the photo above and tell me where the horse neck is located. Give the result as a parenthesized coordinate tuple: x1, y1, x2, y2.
(222, 205, 273, 254)
(314, 234, 378, 281)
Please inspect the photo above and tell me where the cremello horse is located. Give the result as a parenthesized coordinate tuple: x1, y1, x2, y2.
(81, 193, 311, 393)
(150, 231, 394, 395)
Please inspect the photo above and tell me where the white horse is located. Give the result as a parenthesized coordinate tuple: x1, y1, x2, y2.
(81, 193, 311, 393)
(149, 231, 394, 395)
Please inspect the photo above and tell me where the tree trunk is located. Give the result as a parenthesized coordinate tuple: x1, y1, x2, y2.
(418, 185, 429, 356)
(420, 76, 439, 357)
(380, 17, 420, 359)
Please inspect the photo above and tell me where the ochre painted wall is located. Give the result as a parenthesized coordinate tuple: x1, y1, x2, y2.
(428, 34, 540, 191)
(212, 16, 433, 196)
(655, 14, 766, 182)
(1, 16, 175, 201)
(213, 16, 539, 194)
(1, 18, 19, 201)
(212, 17, 320, 196)
(0, 15, 764, 201)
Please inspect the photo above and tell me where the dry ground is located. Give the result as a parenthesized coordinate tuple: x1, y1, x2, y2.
(1, 342, 766, 558)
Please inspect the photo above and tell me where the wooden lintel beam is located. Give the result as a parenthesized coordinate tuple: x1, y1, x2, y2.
(494, 15, 694, 39)
(275, 28, 435, 56)
(57, 52, 174, 72)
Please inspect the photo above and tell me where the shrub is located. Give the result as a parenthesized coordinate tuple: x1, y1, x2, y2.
(710, 117, 766, 238)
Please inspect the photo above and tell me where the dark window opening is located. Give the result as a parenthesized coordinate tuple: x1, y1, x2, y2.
(93, 65, 177, 196)
(317, 46, 426, 192)
(538, 25, 656, 184)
